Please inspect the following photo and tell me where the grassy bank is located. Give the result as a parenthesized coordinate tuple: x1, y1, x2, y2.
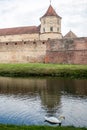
(0, 63, 87, 78)
(0, 125, 87, 130)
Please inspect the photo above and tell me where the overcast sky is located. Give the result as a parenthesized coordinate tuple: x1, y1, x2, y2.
(0, 0, 87, 37)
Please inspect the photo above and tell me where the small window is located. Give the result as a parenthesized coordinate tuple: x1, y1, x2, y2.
(50, 27, 53, 32)
(6, 43, 8, 45)
(24, 41, 26, 44)
(43, 20, 45, 24)
(15, 42, 17, 45)
(43, 28, 45, 33)
(57, 28, 59, 32)
(33, 41, 36, 44)
(42, 42, 45, 44)
(57, 20, 59, 24)
(57, 27, 59, 32)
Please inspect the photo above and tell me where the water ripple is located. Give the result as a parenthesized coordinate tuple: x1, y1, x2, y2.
(0, 77, 87, 127)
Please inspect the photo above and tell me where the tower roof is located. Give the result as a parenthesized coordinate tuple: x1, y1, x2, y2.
(41, 5, 61, 19)
(64, 31, 77, 39)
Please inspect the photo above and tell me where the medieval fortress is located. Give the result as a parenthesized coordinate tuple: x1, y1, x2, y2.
(0, 4, 87, 64)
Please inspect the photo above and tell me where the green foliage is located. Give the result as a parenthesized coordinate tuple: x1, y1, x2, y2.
(0, 63, 87, 78)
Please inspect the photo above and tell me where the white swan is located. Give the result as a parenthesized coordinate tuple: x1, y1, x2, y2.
(45, 116, 65, 124)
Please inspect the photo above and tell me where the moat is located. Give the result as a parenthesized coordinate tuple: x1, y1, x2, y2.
(0, 77, 87, 127)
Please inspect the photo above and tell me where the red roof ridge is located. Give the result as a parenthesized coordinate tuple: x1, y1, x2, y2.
(0, 25, 37, 30)
(0, 26, 40, 36)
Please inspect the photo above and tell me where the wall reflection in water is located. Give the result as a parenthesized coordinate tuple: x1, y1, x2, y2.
(0, 77, 87, 126)
(0, 77, 87, 108)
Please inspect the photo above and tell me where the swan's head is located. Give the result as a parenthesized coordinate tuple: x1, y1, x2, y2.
(59, 116, 65, 120)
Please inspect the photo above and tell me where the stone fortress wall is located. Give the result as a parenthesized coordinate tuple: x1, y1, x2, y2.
(0, 33, 39, 42)
(0, 37, 87, 64)
(45, 37, 87, 64)
(0, 40, 46, 63)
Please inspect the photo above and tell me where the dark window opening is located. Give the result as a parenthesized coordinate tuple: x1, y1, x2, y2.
(6, 43, 8, 45)
(57, 27, 59, 32)
(42, 42, 45, 44)
(50, 27, 53, 32)
(43, 20, 45, 24)
(33, 41, 36, 44)
(43, 28, 45, 33)
(57, 20, 59, 24)
(15, 42, 17, 45)
(24, 42, 26, 44)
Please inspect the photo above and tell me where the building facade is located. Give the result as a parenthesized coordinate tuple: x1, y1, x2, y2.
(0, 4, 87, 64)
(0, 5, 62, 42)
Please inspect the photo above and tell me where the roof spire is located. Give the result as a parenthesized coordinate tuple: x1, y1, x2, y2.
(50, 0, 51, 5)
(40, 4, 61, 19)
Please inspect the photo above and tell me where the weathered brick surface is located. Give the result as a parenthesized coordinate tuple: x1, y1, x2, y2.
(45, 50, 87, 64)
(0, 37, 87, 64)
(45, 37, 87, 64)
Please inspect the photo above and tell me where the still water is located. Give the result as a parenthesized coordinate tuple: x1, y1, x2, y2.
(0, 77, 87, 127)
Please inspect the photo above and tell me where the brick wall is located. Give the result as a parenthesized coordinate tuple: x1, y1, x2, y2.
(45, 37, 87, 64)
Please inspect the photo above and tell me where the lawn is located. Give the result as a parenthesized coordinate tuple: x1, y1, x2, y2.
(0, 63, 87, 78)
(0, 125, 87, 130)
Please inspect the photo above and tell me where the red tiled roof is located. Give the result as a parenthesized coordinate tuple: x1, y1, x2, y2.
(0, 26, 40, 36)
(41, 5, 61, 19)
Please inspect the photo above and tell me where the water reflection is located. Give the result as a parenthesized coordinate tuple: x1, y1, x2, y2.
(0, 77, 87, 127)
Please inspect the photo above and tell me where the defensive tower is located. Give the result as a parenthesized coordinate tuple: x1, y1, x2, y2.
(40, 4, 62, 40)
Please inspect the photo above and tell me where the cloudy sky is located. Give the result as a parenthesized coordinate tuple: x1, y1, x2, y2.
(0, 0, 87, 37)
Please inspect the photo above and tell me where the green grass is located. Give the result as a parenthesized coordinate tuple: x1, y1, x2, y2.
(0, 63, 87, 78)
(0, 125, 87, 130)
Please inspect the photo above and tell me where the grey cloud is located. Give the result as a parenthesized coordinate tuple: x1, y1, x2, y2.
(0, 0, 87, 36)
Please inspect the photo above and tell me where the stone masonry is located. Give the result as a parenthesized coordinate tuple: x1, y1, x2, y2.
(45, 38, 87, 64)
(0, 38, 87, 64)
(0, 40, 46, 63)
